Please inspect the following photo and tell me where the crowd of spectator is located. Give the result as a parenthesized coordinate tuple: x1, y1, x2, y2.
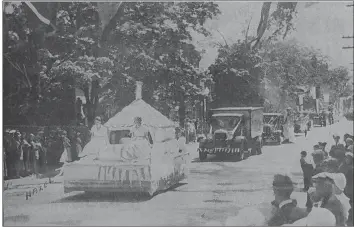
(299, 132, 354, 226)
(3, 128, 86, 180)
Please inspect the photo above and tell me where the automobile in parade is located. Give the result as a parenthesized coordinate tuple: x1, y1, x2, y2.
(197, 107, 263, 161)
(262, 113, 284, 145)
(308, 112, 323, 127)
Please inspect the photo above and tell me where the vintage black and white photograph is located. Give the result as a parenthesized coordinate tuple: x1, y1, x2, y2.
(2, 1, 354, 226)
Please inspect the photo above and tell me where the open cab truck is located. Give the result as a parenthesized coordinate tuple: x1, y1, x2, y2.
(197, 107, 263, 161)
(262, 113, 284, 145)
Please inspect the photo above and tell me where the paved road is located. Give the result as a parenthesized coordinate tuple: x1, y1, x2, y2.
(4, 119, 353, 226)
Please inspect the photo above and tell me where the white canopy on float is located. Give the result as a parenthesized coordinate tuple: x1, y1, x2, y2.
(104, 81, 176, 130)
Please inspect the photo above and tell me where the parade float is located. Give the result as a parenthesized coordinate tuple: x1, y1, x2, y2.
(63, 82, 189, 196)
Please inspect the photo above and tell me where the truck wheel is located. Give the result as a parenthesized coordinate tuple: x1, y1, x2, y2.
(199, 151, 207, 161)
(277, 136, 282, 145)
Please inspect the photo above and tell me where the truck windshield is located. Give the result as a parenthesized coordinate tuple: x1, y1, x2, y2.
(211, 116, 240, 132)
(264, 115, 280, 124)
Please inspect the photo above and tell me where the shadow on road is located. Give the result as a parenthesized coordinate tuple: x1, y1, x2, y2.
(52, 192, 153, 203)
(52, 183, 188, 203)
(191, 155, 244, 163)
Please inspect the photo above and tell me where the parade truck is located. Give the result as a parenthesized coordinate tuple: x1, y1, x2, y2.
(262, 113, 284, 145)
(197, 107, 263, 161)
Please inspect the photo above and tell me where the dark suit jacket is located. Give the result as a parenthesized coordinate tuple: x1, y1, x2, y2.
(268, 199, 308, 226)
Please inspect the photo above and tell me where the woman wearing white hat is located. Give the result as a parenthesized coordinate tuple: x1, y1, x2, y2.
(311, 172, 346, 226)
(331, 173, 351, 224)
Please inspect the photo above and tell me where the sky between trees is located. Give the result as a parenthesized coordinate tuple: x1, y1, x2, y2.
(194, 2, 353, 73)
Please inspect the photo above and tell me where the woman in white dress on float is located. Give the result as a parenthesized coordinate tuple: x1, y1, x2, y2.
(121, 117, 153, 161)
(79, 116, 108, 158)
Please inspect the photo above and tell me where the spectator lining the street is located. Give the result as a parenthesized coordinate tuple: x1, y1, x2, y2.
(306, 148, 326, 212)
(331, 173, 351, 224)
(341, 152, 353, 226)
(13, 132, 22, 178)
(267, 174, 307, 226)
(21, 132, 31, 175)
(31, 135, 42, 178)
(344, 134, 353, 148)
(330, 134, 345, 159)
(345, 138, 353, 151)
(300, 151, 314, 192)
(55, 131, 71, 177)
(311, 172, 346, 226)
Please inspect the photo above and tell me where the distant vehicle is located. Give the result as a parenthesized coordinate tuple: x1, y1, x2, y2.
(197, 107, 263, 161)
(308, 112, 322, 127)
(262, 113, 284, 145)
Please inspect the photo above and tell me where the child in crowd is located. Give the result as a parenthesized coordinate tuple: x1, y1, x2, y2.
(300, 151, 314, 191)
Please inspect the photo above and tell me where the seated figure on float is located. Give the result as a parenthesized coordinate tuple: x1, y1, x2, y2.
(79, 116, 109, 159)
(120, 116, 153, 161)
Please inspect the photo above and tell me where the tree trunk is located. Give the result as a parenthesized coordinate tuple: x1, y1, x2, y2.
(178, 93, 186, 128)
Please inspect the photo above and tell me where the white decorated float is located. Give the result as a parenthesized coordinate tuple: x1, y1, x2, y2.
(63, 82, 189, 196)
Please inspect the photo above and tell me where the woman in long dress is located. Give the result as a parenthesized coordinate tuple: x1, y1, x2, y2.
(79, 116, 108, 158)
(121, 117, 152, 161)
(283, 108, 296, 143)
(56, 131, 71, 177)
(75, 132, 83, 159)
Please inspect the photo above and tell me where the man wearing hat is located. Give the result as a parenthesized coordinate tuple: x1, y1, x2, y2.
(345, 137, 353, 151)
(12, 131, 23, 178)
(311, 172, 346, 226)
(268, 174, 307, 226)
(329, 133, 345, 160)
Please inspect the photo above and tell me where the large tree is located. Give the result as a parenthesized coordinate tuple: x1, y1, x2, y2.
(3, 2, 220, 127)
(208, 2, 299, 109)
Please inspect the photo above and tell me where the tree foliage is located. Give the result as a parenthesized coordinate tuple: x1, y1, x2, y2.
(3, 2, 220, 126)
(260, 40, 352, 111)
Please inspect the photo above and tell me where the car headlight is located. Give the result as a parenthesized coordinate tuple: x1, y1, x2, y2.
(206, 134, 213, 140)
